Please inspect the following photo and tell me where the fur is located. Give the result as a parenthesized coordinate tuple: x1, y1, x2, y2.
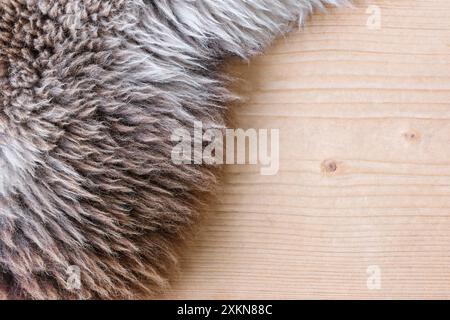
(0, 0, 346, 299)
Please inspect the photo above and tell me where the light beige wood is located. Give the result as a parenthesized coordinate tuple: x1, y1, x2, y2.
(164, 0, 450, 299)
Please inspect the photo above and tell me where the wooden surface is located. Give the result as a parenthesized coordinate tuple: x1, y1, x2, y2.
(163, 0, 450, 299)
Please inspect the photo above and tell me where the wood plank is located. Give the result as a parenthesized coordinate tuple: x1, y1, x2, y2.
(163, 0, 450, 299)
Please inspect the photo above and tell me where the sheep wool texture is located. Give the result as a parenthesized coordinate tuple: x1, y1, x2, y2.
(0, 0, 345, 299)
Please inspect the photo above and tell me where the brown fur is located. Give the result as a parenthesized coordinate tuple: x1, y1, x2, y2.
(0, 0, 344, 299)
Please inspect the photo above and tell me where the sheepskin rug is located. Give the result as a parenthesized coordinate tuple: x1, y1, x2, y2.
(0, 0, 345, 299)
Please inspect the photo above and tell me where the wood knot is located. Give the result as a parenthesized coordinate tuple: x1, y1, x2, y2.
(321, 159, 338, 174)
(403, 130, 420, 142)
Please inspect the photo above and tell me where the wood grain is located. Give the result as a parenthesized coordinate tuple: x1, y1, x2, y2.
(163, 0, 450, 299)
